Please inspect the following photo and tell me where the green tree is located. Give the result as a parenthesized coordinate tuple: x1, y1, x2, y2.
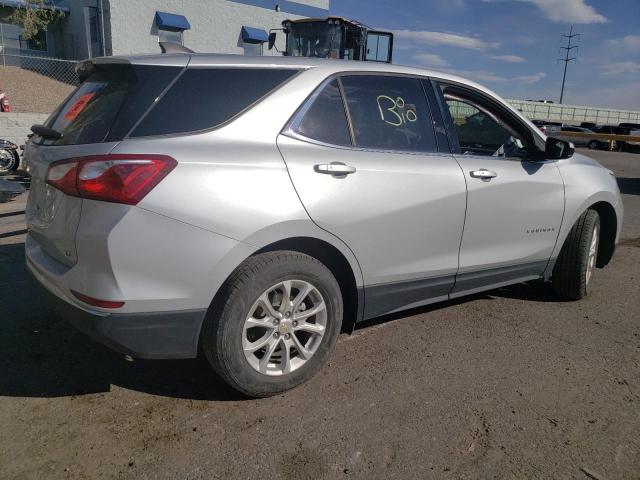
(10, 0, 63, 41)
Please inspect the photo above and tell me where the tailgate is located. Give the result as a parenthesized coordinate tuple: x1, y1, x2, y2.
(25, 141, 120, 266)
(23, 58, 185, 267)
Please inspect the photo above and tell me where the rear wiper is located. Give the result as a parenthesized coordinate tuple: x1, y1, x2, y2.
(31, 124, 63, 140)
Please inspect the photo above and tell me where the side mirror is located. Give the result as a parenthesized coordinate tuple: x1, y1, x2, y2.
(545, 137, 574, 159)
(268, 32, 277, 50)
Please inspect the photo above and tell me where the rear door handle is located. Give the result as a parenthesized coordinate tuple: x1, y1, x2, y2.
(470, 169, 497, 179)
(315, 163, 357, 175)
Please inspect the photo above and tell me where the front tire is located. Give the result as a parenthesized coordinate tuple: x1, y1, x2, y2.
(201, 251, 343, 397)
(552, 209, 600, 300)
(587, 140, 599, 150)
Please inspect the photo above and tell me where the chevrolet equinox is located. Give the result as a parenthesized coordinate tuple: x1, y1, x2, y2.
(25, 54, 623, 397)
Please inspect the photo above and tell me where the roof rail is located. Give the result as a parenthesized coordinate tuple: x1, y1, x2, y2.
(159, 42, 194, 54)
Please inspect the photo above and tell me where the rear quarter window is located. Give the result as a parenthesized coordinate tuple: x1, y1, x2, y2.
(131, 68, 299, 137)
(292, 79, 351, 147)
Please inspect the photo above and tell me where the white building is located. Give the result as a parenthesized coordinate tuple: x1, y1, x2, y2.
(0, 0, 329, 60)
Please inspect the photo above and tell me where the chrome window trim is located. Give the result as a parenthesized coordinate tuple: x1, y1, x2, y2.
(282, 128, 455, 159)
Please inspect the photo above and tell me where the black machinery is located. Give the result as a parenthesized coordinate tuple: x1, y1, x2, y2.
(269, 17, 393, 63)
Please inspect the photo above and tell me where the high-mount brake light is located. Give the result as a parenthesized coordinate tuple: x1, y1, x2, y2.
(45, 154, 177, 205)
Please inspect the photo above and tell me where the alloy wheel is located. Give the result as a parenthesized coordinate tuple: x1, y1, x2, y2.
(242, 279, 327, 376)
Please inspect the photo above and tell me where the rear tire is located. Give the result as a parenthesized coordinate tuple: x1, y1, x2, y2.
(587, 140, 599, 150)
(552, 209, 600, 300)
(201, 251, 343, 398)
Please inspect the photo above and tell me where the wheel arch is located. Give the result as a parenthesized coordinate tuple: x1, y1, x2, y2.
(555, 200, 618, 269)
(254, 237, 363, 333)
(589, 201, 617, 267)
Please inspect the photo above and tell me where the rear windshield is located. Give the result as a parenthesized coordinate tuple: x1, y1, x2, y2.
(39, 65, 180, 146)
(131, 68, 299, 137)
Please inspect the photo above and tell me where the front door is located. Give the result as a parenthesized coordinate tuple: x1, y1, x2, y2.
(278, 74, 467, 319)
(436, 83, 565, 296)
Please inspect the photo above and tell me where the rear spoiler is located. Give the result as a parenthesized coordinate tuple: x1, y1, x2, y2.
(76, 45, 193, 81)
(76, 57, 131, 82)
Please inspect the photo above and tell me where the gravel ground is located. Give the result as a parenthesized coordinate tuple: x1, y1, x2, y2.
(0, 149, 639, 479)
(0, 66, 74, 113)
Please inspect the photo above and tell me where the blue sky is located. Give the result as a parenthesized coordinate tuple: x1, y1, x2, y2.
(330, 0, 640, 109)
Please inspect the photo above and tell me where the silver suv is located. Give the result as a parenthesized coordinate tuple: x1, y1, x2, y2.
(25, 54, 623, 397)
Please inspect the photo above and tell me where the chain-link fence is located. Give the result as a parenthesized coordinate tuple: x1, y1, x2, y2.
(0, 47, 79, 86)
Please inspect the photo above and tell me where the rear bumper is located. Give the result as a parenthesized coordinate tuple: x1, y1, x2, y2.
(29, 268, 206, 359)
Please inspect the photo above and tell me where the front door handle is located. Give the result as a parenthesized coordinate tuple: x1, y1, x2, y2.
(470, 169, 497, 179)
(315, 163, 357, 176)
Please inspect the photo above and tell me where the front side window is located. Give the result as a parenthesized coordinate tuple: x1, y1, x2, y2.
(340, 75, 437, 152)
(292, 79, 351, 147)
(442, 88, 529, 157)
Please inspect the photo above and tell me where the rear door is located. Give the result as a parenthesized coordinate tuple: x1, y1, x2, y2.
(278, 74, 467, 319)
(25, 60, 184, 266)
(435, 82, 564, 296)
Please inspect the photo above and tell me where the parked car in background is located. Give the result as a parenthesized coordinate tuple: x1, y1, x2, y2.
(539, 123, 561, 137)
(25, 54, 623, 397)
(593, 125, 631, 151)
(560, 126, 597, 148)
(627, 129, 640, 153)
(532, 120, 561, 127)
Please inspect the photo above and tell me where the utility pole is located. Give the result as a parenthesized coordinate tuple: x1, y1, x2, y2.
(558, 25, 579, 104)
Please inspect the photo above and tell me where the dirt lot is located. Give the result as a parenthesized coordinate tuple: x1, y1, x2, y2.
(1, 150, 639, 480)
(0, 66, 75, 113)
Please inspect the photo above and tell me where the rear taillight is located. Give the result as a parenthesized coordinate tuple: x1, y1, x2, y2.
(46, 154, 177, 205)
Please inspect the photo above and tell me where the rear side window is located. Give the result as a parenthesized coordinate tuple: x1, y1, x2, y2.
(340, 75, 437, 152)
(132, 68, 299, 137)
(41, 65, 180, 146)
(293, 79, 351, 146)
